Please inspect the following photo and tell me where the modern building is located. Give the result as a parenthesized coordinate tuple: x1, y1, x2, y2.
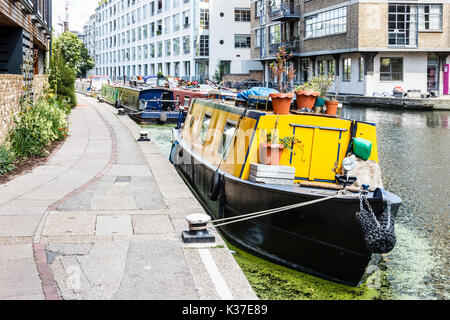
(85, 0, 262, 82)
(251, 0, 450, 96)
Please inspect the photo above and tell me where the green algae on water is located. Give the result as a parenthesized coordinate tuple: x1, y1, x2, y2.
(226, 241, 384, 300)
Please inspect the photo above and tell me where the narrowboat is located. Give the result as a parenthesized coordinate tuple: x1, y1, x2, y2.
(170, 99, 402, 286)
(99, 83, 120, 105)
(99, 83, 182, 124)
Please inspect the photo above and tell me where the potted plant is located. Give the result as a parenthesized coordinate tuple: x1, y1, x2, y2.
(294, 81, 320, 110)
(269, 47, 296, 115)
(259, 131, 285, 166)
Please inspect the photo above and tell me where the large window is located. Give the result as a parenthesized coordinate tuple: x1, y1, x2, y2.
(235, 8, 251, 22)
(235, 34, 251, 48)
(197, 35, 209, 56)
(343, 58, 351, 82)
(200, 9, 209, 30)
(305, 7, 347, 39)
(269, 24, 281, 44)
(380, 57, 403, 81)
(183, 36, 190, 54)
(388, 4, 418, 47)
(418, 4, 442, 31)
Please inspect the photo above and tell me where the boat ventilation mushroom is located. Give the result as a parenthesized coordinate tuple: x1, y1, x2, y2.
(138, 130, 150, 142)
(182, 213, 215, 244)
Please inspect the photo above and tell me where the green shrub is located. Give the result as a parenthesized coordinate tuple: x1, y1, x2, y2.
(49, 51, 77, 109)
(10, 98, 68, 158)
(0, 145, 16, 175)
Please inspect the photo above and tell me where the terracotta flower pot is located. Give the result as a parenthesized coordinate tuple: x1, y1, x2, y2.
(325, 100, 339, 115)
(295, 91, 320, 109)
(269, 93, 294, 115)
(259, 143, 285, 166)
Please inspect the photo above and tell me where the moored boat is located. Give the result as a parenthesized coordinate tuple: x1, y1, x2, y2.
(170, 99, 401, 286)
(99, 83, 182, 124)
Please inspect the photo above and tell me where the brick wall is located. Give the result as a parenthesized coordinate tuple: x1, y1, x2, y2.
(222, 70, 264, 82)
(33, 74, 48, 102)
(0, 74, 48, 144)
(0, 74, 22, 144)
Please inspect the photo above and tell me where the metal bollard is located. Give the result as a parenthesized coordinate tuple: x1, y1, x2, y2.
(138, 130, 150, 142)
(182, 213, 215, 244)
(118, 108, 125, 116)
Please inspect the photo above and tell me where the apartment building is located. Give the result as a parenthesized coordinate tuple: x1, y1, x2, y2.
(251, 0, 450, 96)
(87, 0, 262, 82)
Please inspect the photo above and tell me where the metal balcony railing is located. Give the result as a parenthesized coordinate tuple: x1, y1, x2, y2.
(269, 3, 301, 21)
(269, 40, 301, 55)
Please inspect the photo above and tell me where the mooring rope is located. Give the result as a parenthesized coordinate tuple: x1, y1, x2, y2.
(211, 190, 348, 228)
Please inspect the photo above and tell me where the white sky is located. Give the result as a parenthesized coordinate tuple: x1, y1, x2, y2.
(52, 0, 98, 34)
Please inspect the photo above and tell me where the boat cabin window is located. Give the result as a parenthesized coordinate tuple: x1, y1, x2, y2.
(199, 113, 212, 144)
(218, 120, 237, 159)
(184, 96, 191, 108)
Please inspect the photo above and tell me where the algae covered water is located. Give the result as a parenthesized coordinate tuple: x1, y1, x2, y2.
(142, 107, 449, 300)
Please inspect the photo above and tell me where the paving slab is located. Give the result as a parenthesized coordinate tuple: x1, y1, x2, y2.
(0, 216, 42, 237)
(42, 212, 96, 236)
(0, 259, 43, 299)
(95, 215, 133, 236)
(132, 215, 175, 235)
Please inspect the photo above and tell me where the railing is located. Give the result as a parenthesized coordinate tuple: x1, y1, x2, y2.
(269, 3, 301, 20)
(269, 40, 301, 55)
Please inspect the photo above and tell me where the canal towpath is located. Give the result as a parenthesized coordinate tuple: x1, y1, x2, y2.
(0, 93, 257, 300)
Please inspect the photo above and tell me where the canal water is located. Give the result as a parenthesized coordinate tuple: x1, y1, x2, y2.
(142, 106, 449, 300)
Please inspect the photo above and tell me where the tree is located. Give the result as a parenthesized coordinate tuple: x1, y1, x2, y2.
(52, 32, 94, 77)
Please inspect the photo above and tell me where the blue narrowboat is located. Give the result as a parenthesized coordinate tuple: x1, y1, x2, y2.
(115, 85, 182, 124)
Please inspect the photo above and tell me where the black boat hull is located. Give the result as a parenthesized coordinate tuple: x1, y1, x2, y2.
(171, 135, 401, 286)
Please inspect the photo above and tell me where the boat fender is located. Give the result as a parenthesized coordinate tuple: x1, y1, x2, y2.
(160, 112, 168, 123)
(356, 190, 396, 254)
(178, 148, 183, 158)
(115, 100, 121, 108)
(208, 171, 221, 201)
(169, 141, 179, 164)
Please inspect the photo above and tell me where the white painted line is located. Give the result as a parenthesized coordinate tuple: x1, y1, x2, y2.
(198, 249, 234, 300)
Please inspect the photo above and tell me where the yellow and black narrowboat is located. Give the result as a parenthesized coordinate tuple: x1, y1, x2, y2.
(170, 99, 402, 286)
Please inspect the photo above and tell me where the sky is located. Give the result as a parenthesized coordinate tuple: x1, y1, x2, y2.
(52, 0, 98, 34)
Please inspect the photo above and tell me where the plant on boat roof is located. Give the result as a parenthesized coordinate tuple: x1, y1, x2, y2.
(269, 46, 296, 93)
(279, 136, 302, 151)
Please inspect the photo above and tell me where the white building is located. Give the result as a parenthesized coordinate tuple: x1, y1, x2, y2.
(85, 0, 262, 82)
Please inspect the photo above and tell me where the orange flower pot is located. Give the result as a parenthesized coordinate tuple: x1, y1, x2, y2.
(259, 143, 285, 166)
(270, 93, 294, 115)
(295, 91, 320, 109)
(325, 100, 339, 115)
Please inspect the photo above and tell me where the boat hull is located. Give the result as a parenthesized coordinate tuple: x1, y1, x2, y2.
(171, 134, 401, 286)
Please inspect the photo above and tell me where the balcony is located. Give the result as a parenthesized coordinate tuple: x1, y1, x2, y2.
(269, 3, 301, 21)
(269, 40, 301, 56)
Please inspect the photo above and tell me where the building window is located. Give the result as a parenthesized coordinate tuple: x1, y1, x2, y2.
(235, 8, 251, 22)
(197, 35, 209, 56)
(269, 24, 281, 44)
(327, 60, 335, 79)
(255, 0, 262, 18)
(183, 36, 190, 54)
(388, 4, 418, 47)
(235, 34, 251, 48)
(255, 29, 261, 48)
(165, 39, 171, 56)
(380, 57, 403, 81)
(305, 7, 347, 39)
(200, 9, 209, 30)
(318, 61, 325, 76)
(359, 57, 364, 81)
(173, 13, 180, 31)
(343, 58, 351, 82)
(183, 10, 190, 28)
(173, 38, 180, 55)
(418, 4, 442, 31)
